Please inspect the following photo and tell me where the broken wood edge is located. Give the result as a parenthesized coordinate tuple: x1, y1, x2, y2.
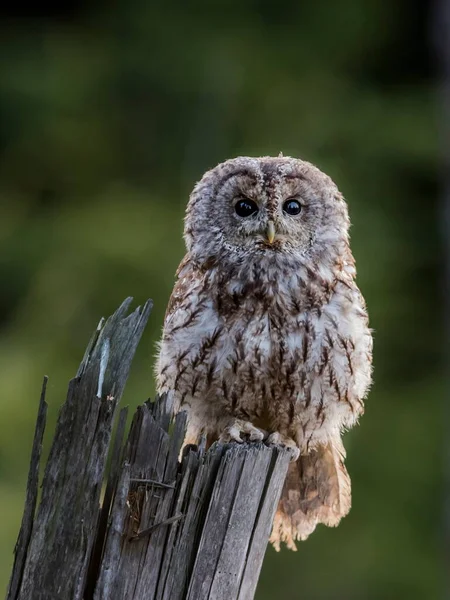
(90, 391, 293, 600)
(185, 441, 293, 600)
(237, 446, 292, 600)
(85, 406, 129, 600)
(8, 298, 153, 600)
(6, 376, 48, 600)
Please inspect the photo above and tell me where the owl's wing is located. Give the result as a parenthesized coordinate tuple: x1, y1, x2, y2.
(156, 255, 219, 398)
(163, 256, 194, 322)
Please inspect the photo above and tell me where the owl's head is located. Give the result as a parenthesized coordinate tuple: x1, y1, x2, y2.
(185, 156, 351, 271)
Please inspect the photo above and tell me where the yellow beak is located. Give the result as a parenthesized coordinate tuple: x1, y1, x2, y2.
(266, 220, 276, 244)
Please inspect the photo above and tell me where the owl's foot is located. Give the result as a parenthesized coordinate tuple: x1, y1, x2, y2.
(219, 419, 267, 444)
(266, 432, 300, 461)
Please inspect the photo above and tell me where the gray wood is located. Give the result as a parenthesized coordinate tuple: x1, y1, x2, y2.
(7, 298, 293, 600)
(94, 398, 188, 600)
(14, 298, 152, 600)
(186, 443, 291, 600)
(6, 377, 48, 600)
(85, 406, 129, 600)
(238, 449, 292, 600)
(95, 411, 292, 600)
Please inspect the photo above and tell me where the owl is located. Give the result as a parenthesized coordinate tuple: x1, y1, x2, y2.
(156, 156, 372, 550)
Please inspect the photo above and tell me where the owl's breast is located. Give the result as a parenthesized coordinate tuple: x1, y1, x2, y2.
(218, 299, 304, 400)
(157, 265, 370, 435)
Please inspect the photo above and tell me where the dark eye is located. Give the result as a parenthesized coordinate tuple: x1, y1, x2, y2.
(235, 198, 259, 217)
(283, 198, 302, 215)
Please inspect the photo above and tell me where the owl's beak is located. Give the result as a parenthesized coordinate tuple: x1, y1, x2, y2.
(266, 220, 276, 244)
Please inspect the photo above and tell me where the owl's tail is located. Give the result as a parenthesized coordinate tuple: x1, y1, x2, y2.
(270, 439, 351, 551)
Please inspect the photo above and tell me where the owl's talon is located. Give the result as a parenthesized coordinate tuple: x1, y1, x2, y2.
(219, 420, 266, 445)
(242, 421, 267, 442)
(219, 425, 244, 444)
(247, 429, 265, 442)
(266, 432, 300, 461)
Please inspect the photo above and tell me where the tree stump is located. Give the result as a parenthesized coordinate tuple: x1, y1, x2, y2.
(6, 298, 292, 600)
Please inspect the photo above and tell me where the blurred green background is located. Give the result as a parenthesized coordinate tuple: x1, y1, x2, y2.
(0, 1, 442, 598)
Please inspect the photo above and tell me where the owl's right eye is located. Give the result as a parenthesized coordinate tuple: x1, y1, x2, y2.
(234, 198, 259, 218)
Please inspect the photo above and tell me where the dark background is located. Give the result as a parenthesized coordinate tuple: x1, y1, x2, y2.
(0, 1, 442, 598)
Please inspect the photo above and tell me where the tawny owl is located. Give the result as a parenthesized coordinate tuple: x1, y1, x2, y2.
(156, 156, 372, 550)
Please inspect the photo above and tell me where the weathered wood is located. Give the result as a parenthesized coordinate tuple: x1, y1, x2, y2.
(6, 377, 48, 600)
(12, 298, 152, 600)
(93, 396, 292, 600)
(186, 443, 288, 600)
(94, 396, 187, 599)
(85, 406, 129, 600)
(238, 449, 293, 600)
(7, 298, 293, 600)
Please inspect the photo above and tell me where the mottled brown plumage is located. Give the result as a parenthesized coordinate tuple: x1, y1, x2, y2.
(156, 156, 372, 549)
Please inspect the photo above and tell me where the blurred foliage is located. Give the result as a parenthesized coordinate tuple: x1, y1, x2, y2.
(0, 0, 441, 598)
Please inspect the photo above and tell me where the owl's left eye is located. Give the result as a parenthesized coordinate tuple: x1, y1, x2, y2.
(283, 198, 302, 216)
(235, 198, 259, 218)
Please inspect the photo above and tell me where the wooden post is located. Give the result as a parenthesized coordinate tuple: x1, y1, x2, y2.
(6, 298, 292, 600)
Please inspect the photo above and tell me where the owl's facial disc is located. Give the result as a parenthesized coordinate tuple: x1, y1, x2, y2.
(185, 156, 350, 264)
